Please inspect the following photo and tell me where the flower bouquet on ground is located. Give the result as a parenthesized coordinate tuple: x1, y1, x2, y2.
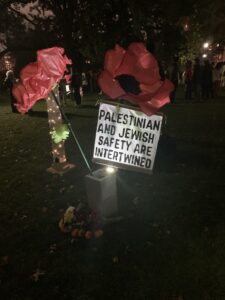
(59, 206, 103, 239)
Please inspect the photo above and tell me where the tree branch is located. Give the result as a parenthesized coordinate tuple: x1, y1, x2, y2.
(8, 5, 37, 27)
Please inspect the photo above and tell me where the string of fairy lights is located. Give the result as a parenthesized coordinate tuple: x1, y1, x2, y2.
(46, 84, 93, 174)
(46, 89, 67, 163)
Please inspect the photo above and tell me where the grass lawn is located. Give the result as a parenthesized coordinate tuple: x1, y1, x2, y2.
(0, 90, 225, 300)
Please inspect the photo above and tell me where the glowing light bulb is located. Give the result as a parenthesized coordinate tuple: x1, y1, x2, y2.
(106, 166, 116, 174)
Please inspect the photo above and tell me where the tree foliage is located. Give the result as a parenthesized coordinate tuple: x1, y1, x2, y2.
(34, 0, 195, 65)
(0, 0, 56, 59)
(2, 0, 223, 69)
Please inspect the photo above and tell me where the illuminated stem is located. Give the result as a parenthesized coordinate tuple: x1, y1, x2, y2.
(46, 88, 67, 164)
(51, 88, 93, 175)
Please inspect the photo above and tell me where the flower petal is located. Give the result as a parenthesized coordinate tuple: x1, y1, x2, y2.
(114, 50, 137, 77)
(21, 63, 53, 100)
(152, 79, 174, 100)
(104, 44, 126, 76)
(139, 96, 170, 116)
(37, 47, 71, 83)
(115, 42, 160, 85)
(13, 47, 72, 112)
(127, 42, 149, 57)
(138, 80, 173, 115)
(140, 81, 162, 95)
(120, 79, 173, 115)
(98, 70, 125, 99)
(12, 83, 32, 113)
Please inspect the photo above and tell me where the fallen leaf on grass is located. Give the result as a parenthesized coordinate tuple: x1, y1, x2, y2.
(31, 269, 46, 282)
(112, 256, 118, 263)
(49, 244, 57, 254)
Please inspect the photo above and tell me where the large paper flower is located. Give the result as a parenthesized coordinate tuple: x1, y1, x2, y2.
(22, 62, 54, 101)
(37, 47, 72, 83)
(12, 83, 30, 113)
(98, 43, 174, 115)
(12, 47, 71, 113)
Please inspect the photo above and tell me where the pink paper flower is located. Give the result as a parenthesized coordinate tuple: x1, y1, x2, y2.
(37, 47, 72, 83)
(12, 83, 30, 113)
(98, 43, 174, 115)
(12, 47, 71, 113)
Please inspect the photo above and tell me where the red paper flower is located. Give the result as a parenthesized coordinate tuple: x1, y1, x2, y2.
(98, 43, 174, 115)
(37, 47, 72, 83)
(12, 47, 71, 113)
(12, 83, 30, 113)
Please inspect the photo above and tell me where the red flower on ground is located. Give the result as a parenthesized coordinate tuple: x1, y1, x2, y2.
(12, 47, 71, 113)
(98, 43, 174, 115)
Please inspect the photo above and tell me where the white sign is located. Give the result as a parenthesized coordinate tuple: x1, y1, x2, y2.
(93, 102, 163, 174)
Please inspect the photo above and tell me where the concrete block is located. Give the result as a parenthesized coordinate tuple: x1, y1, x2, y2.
(85, 168, 117, 217)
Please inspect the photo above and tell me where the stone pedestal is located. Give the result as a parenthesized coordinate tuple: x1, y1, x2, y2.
(85, 168, 117, 217)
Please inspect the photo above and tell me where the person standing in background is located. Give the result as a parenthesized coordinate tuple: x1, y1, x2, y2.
(59, 78, 67, 105)
(212, 63, 222, 97)
(221, 63, 225, 87)
(81, 72, 88, 95)
(169, 59, 180, 103)
(192, 58, 202, 101)
(184, 60, 193, 101)
(3, 70, 18, 113)
(71, 69, 82, 106)
(201, 60, 213, 100)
